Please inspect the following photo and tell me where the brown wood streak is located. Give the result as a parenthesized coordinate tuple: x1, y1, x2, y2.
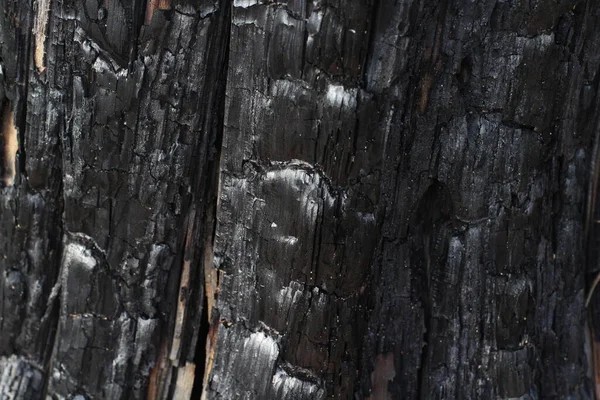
(173, 363, 196, 400)
(33, 0, 51, 72)
(200, 319, 220, 400)
(367, 353, 396, 400)
(148, 208, 198, 399)
(416, 0, 447, 115)
(204, 214, 219, 322)
(145, 0, 171, 25)
(417, 72, 433, 115)
(147, 339, 170, 400)
(200, 230, 221, 399)
(2, 102, 17, 186)
(169, 207, 196, 362)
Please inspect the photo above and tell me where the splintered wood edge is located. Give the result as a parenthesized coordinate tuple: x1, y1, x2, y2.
(200, 267, 221, 400)
(169, 214, 194, 362)
(172, 363, 196, 400)
(168, 258, 190, 362)
(147, 339, 171, 400)
(200, 321, 219, 400)
(33, 0, 51, 72)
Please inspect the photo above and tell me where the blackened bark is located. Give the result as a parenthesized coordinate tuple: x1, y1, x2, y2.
(0, 0, 599, 399)
(0, 0, 230, 398)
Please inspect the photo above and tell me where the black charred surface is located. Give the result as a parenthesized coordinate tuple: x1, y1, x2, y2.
(0, 0, 230, 398)
(0, 0, 599, 399)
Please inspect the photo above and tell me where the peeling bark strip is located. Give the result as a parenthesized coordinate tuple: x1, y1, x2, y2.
(1, 103, 17, 186)
(0, 0, 599, 399)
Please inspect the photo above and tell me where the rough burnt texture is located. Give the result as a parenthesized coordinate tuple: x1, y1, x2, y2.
(1, 0, 600, 399)
(0, 0, 230, 398)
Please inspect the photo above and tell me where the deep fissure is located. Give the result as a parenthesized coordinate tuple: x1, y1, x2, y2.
(189, 0, 231, 395)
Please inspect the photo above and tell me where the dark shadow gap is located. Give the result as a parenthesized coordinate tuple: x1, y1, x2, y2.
(189, 0, 232, 396)
(190, 292, 210, 399)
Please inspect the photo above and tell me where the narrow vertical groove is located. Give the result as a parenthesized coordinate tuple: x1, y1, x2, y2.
(360, 0, 380, 89)
(158, 0, 233, 397)
(169, 207, 196, 363)
(194, 0, 231, 396)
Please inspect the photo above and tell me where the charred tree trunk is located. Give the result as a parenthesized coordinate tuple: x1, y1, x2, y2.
(0, 0, 599, 399)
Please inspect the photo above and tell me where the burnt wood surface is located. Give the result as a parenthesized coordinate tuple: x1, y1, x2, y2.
(1, 0, 600, 399)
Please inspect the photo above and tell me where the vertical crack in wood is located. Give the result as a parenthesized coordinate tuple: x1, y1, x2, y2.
(162, 0, 232, 397)
(195, 0, 231, 396)
(2, 0, 598, 397)
(416, 0, 447, 115)
(169, 207, 195, 363)
(198, 316, 219, 400)
(1, 101, 16, 186)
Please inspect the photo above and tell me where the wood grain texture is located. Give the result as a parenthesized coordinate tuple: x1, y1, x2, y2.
(0, 0, 598, 399)
(1, 0, 229, 398)
(206, 0, 600, 398)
